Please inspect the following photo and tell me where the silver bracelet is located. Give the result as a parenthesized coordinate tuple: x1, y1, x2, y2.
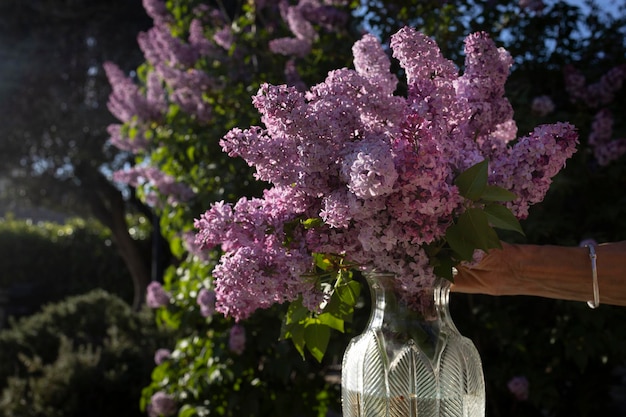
(585, 243, 600, 309)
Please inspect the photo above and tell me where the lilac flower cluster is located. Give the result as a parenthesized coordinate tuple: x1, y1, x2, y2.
(195, 27, 578, 321)
(146, 281, 171, 308)
(531, 95, 555, 117)
(564, 64, 626, 109)
(588, 109, 626, 166)
(147, 391, 177, 417)
(113, 165, 194, 207)
(196, 287, 216, 317)
(182, 231, 211, 262)
(564, 64, 626, 166)
(104, 1, 223, 206)
(269, 0, 348, 58)
(269, 0, 348, 90)
(228, 324, 246, 355)
(154, 348, 171, 365)
(136, 15, 216, 123)
(507, 376, 530, 401)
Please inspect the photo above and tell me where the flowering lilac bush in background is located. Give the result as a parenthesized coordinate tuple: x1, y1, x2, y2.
(563, 64, 626, 167)
(104, 1, 358, 416)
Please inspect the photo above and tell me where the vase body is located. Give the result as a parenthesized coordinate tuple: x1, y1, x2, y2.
(341, 272, 485, 417)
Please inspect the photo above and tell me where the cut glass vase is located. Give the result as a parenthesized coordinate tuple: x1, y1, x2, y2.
(341, 271, 485, 417)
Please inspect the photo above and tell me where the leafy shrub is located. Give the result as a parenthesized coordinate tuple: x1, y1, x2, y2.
(0, 289, 168, 417)
(0, 216, 138, 313)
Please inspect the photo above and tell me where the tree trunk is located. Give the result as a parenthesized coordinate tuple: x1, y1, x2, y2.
(84, 172, 151, 310)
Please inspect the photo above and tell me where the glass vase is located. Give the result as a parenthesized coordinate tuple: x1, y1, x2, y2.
(341, 271, 485, 417)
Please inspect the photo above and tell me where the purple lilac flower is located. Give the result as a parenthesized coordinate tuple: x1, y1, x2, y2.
(507, 376, 529, 401)
(586, 64, 626, 108)
(196, 288, 216, 317)
(300, 4, 348, 31)
(188, 19, 215, 56)
(196, 27, 578, 320)
(285, 5, 316, 41)
(146, 281, 171, 308)
(284, 58, 307, 91)
(564, 64, 587, 104)
(113, 166, 194, 204)
(142, 0, 170, 25)
(154, 348, 171, 365)
(455, 31, 514, 142)
(490, 123, 578, 219)
(141, 25, 199, 68)
(107, 124, 149, 153)
(182, 231, 210, 261)
(269, 37, 311, 57)
(588, 109, 626, 166)
(148, 391, 177, 416)
(597, 139, 626, 167)
(228, 324, 246, 355)
(269, 0, 347, 60)
(531, 95, 555, 117)
(103, 62, 161, 123)
(213, 26, 234, 50)
(341, 135, 398, 198)
(564, 64, 626, 108)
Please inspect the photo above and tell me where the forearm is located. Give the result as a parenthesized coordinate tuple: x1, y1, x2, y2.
(453, 241, 626, 307)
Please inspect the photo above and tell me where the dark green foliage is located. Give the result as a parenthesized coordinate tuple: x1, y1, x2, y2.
(0, 289, 166, 417)
(0, 217, 136, 311)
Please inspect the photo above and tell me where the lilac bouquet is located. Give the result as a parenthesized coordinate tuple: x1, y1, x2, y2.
(194, 27, 577, 335)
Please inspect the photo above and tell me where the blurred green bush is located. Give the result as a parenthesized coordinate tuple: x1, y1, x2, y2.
(0, 289, 167, 417)
(0, 216, 138, 314)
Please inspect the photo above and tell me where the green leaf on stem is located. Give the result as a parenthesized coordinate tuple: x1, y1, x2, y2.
(280, 297, 310, 358)
(484, 203, 525, 235)
(336, 279, 361, 307)
(288, 324, 306, 358)
(445, 223, 475, 261)
(317, 312, 345, 332)
(446, 208, 502, 261)
(304, 321, 331, 363)
(455, 159, 488, 201)
(325, 279, 360, 322)
(459, 208, 502, 250)
(481, 185, 517, 202)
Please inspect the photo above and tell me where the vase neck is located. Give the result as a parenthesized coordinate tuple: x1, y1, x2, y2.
(364, 271, 452, 359)
(364, 271, 450, 323)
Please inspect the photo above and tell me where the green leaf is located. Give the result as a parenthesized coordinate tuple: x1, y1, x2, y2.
(481, 185, 517, 202)
(281, 320, 306, 359)
(186, 146, 195, 162)
(432, 255, 457, 281)
(312, 252, 338, 271)
(446, 208, 502, 261)
(304, 322, 331, 362)
(336, 280, 361, 307)
(455, 159, 488, 201)
(317, 312, 345, 332)
(324, 280, 360, 322)
(445, 223, 475, 261)
(284, 298, 310, 325)
(301, 217, 323, 229)
(484, 203, 525, 235)
(458, 208, 502, 251)
(179, 405, 198, 417)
